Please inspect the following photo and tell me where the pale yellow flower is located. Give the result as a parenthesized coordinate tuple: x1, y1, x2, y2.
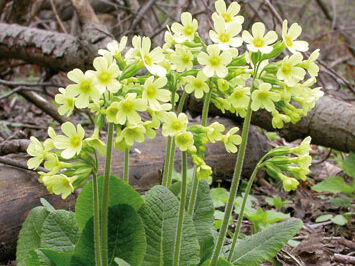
(209, 17, 243, 50)
(242, 22, 278, 54)
(171, 12, 198, 43)
(197, 45, 232, 78)
(282, 20, 309, 54)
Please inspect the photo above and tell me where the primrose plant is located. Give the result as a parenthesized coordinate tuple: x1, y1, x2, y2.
(19, 1, 323, 265)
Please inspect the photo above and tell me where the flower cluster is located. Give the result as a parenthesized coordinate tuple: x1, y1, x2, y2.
(262, 137, 312, 191)
(27, 0, 322, 198)
(27, 123, 98, 198)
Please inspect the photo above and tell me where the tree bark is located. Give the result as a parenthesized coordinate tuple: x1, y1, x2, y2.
(0, 23, 93, 72)
(187, 94, 355, 153)
(0, 118, 270, 262)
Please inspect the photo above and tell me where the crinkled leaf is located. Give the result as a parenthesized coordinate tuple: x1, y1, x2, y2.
(24, 249, 52, 266)
(41, 210, 79, 252)
(231, 219, 303, 266)
(76, 175, 144, 231)
(40, 248, 73, 266)
(72, 204, 146, 266)
(139, 185, 200, 266)
(192, 180, 215, 263)
(16, 207, 50, 266)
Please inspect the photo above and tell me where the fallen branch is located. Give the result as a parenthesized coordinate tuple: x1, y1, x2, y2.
(333, 254, 355, 265)
(17, 89, 69, 123)
(0, 139, 30, 156)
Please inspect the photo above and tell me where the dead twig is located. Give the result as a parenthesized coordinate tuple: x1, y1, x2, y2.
(49, 0, 67, 33)
(0, 139, 30, 156)
(129, 0, 157, 33)
(0, 86, 42, 100)
(0, 78, 65, 88)
(17, 90, 69, 124)
(333, 253, 355, 265)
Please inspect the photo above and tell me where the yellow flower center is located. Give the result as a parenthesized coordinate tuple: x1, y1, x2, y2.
(184, 26, 194, 36)
(147, 85, 157, 98)
(219, 33, 230, 43)
(66, 98, 74, 108)
(144, 55, 152, 66)
(181, 54, 191, 64)
(193, 79, 203, 89)
(233, 90, 244, 99)
(284, 35, 293, 47)
(253, 37, 265, 48)
(79, 80, 92, 94)
(70, 136, 81, 148)
(257, 91, 269, 99)
(122, 100, 134, 113)
(222, 13, 232, 23)
(209, 55, 221, 66)
(282, 63, 292, 75)
(98, 71, 111, 84)
(176, 133, 189, 144)
(171, 121, 182, 130)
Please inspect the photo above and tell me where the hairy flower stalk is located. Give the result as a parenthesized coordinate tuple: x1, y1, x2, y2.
(124, 148, 129, 183)
(92, 172, 102, 266)
(210, 64, 259, 266)
(173, 151, 188, 266)
(101, 123, 114, 266)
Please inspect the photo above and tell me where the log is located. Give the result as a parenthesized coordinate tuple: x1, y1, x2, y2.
(0, 118, 270, 262)
(187, 94, 355, 153)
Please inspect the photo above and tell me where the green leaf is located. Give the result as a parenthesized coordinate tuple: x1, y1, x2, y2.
(192, 180, 215, 263)
(311, 176, 354, 195)
(265, 210, 290, 224)
(330, 196, 351, 207)
(231, 219, 303, 266)
(76, 175, 144, 231)
(41, 210, 80, 252)
(138, 185, 200, 266)
(73, 204, 146, 266)
(40, 248, 73, 266)
(201, 257, 233, 266)
(315, 214, 333, 223)
(331, 215, 348, 226)
(25, 249, 52, 266)
(343, 152, 355, 179)
(40, 198, 55, 212)
(211, 188, 229, 208)
(16, 207, 50, 266)
(114, 257, 132, 266)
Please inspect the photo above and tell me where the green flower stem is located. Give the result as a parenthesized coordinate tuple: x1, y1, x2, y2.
(92, 172, 102, 266)
(209, 61, 261, 266)
(173, 151, 188, 266)
(162, 136, 173, 186)
(187, 88, 212, 215)
(187, 168, 198, 216)
(124, 148, 129, 183)
(166, 91, 188, 187)
(101, 122, 114, 266)
(227, 164, 261, 261)
(209, 97, 253, 266)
